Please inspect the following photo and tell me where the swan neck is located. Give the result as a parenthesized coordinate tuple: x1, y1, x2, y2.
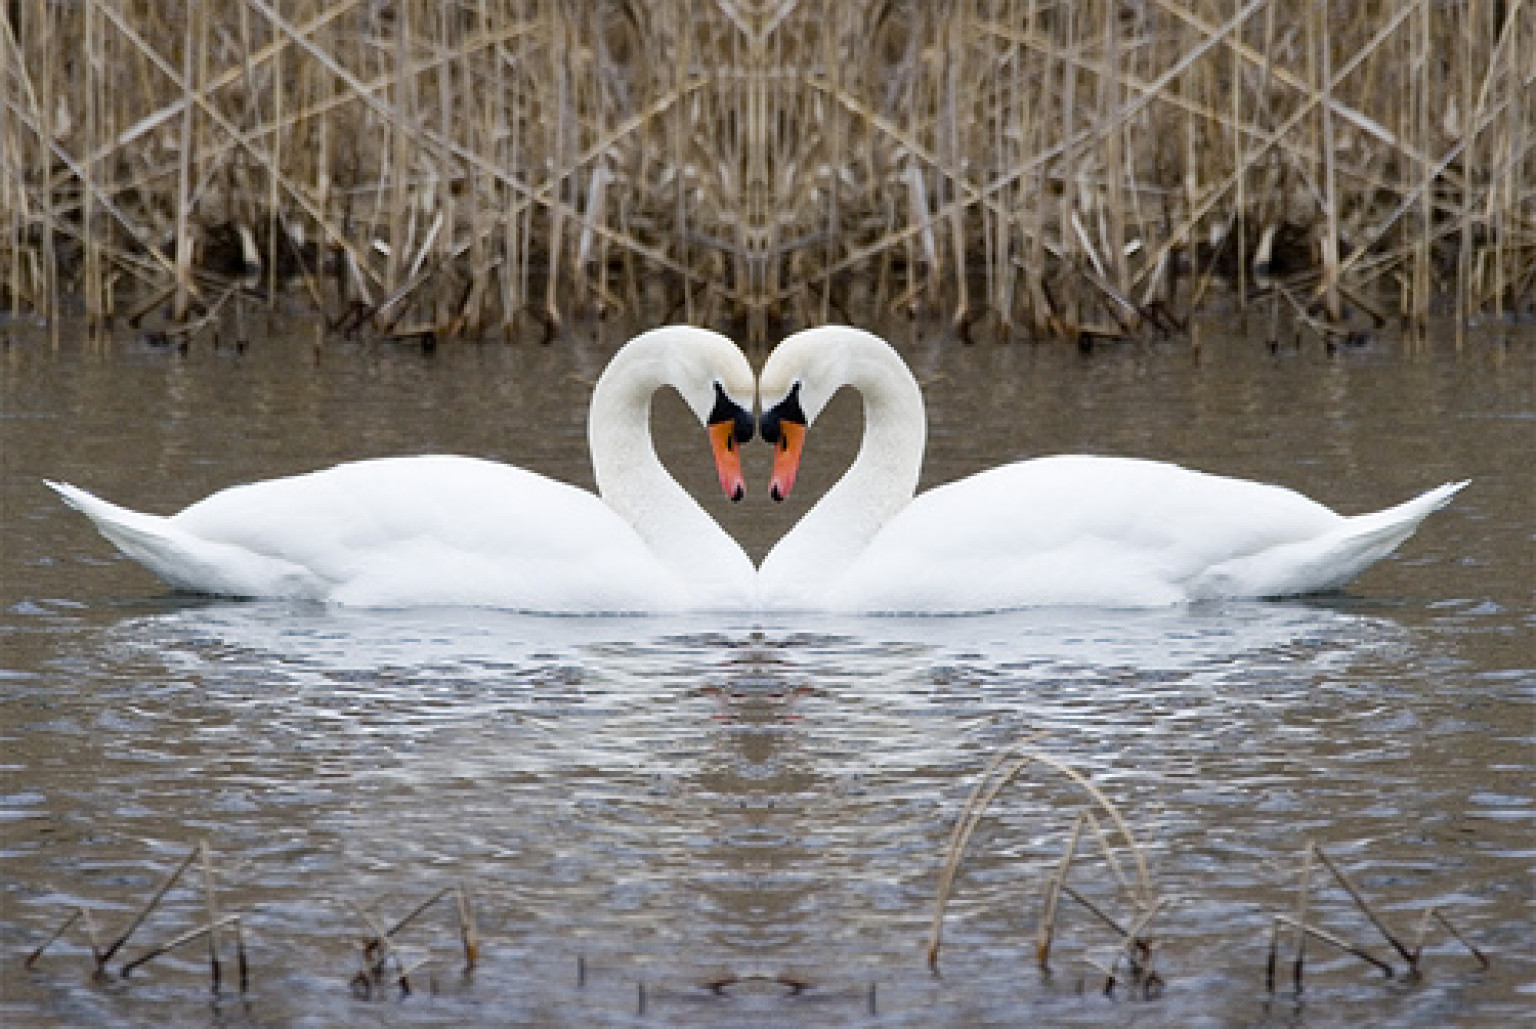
(761, 339, 926, 601)
(587, 336, 753, 602)
(588, 342, 692, 525)
(829, 350, 927, 533)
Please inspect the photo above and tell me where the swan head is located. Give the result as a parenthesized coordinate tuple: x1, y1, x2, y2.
(757, 325, 898, 502)
(601, 325, 755, 502)
(705, 380, 755, 502)
(758, 382, 808, 502)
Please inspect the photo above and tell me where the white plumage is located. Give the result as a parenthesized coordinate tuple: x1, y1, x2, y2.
(49, 326, 758, 613)
(757, 326, 1465, 612)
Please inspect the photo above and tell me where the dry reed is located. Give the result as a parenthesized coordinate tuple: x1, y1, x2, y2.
(2, 1, 1530, 343)
(25, 840, 251, 995)
(1266, 840, 1490, 994)
(348, 882, 479, 1000)
(926, 740, 1157, 976)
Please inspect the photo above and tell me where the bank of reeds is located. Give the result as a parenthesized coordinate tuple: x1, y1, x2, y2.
(2, 1, 1531, 343)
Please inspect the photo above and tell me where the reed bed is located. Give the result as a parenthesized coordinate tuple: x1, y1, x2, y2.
(2, 1, 1531, 343)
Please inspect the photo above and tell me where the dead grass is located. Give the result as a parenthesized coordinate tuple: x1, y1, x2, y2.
(2, 1, 1531, 343)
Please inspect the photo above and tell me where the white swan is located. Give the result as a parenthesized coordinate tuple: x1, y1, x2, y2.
(48, 325, 759, 613)
(755, 325, 1467, 612)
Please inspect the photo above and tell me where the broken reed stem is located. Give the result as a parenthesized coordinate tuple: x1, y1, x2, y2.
(1293, 842, 1314, 990)
(25, 908, 92, 969)
(384, 886, 457, 940)
(198, 840, 221, 993)
(1310, 845, 1416, 966)
(1266, 914, 1279, 993)
(928, 739, 1153, 974)
(1426, 908, 1492, 970)
(120, 914, 242, 979)
(1037, 810, 1088, 968)
(454, 884, 480, 970)
(96, 844, 202, 971)
(1058, 883, 1132, 938)
(1273, 914, 1394, 980)
(233, 913, 250, 993)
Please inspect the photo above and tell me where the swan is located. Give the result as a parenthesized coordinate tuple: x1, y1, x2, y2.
(48, 325, 759, 613)
(755, 325, 1467, 612)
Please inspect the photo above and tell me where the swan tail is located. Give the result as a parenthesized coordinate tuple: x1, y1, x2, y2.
(1191, 480, 1468, 599)
(1349, 479, 1468, 535)
(1308, 480, 1468, 590)
(46, 480, 318, 598)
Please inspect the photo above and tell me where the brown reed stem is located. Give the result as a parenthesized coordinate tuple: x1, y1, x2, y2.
(1428, 908, 1491, 970)
(1311, 845, 1415, 966)
(25, 908, 90, 969)
(198, 841, 221, 993)
(1274, 914, 1394, 980)
(1037, 810, 1087, 968)
(455, 884, 479, 971)
(120, 914, 242, 979)
(97, 844, 201, 972)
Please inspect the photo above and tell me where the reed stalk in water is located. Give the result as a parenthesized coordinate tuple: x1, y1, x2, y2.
(926, 740, 1154, 974)
(1267, 840, 1491, 993)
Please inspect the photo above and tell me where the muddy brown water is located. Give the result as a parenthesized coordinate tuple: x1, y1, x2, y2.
(1, 315, 1531, 1027)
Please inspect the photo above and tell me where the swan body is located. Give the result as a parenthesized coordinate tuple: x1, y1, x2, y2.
(50, 326, 758, 613)
(757, 326, 1466, 613)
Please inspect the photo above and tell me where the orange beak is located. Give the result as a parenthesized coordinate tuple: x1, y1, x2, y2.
(709, 421, 746, 502)
(769, 421, 806, 502)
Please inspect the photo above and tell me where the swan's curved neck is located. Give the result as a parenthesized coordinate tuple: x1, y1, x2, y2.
(827, 345, 927, 535)
(587, 335, 750, 596)
(762, 334, 927, 594)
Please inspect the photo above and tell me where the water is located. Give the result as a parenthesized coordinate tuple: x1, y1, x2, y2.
(2, 317, 1532, 1027)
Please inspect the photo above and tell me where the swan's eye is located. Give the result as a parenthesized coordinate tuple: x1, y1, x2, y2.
(758, 382, 805, 446)
(709, 383, 754, 444)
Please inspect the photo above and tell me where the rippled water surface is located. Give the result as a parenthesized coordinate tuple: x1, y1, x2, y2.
(2, 319, 1532, 1027)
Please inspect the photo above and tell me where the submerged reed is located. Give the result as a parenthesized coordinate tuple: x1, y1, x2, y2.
(1266, 841, 1490, 994)
(3, 1, 1530, 342)
(926, 740, 1157, 979)
(25, 840, 250, 996)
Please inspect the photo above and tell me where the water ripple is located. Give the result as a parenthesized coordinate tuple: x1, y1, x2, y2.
(1, 598, 1529, 1027)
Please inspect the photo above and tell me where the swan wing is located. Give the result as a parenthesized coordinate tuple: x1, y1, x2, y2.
(827, 456, 1462, 611)
(52, 456, 692, 611)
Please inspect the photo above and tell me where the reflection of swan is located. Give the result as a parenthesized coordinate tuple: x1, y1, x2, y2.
(756, 326, 1466, 613)
(49, 326, 759, 613)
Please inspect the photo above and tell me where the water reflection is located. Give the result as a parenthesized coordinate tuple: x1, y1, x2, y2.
(8, 594, 1529, 1026)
